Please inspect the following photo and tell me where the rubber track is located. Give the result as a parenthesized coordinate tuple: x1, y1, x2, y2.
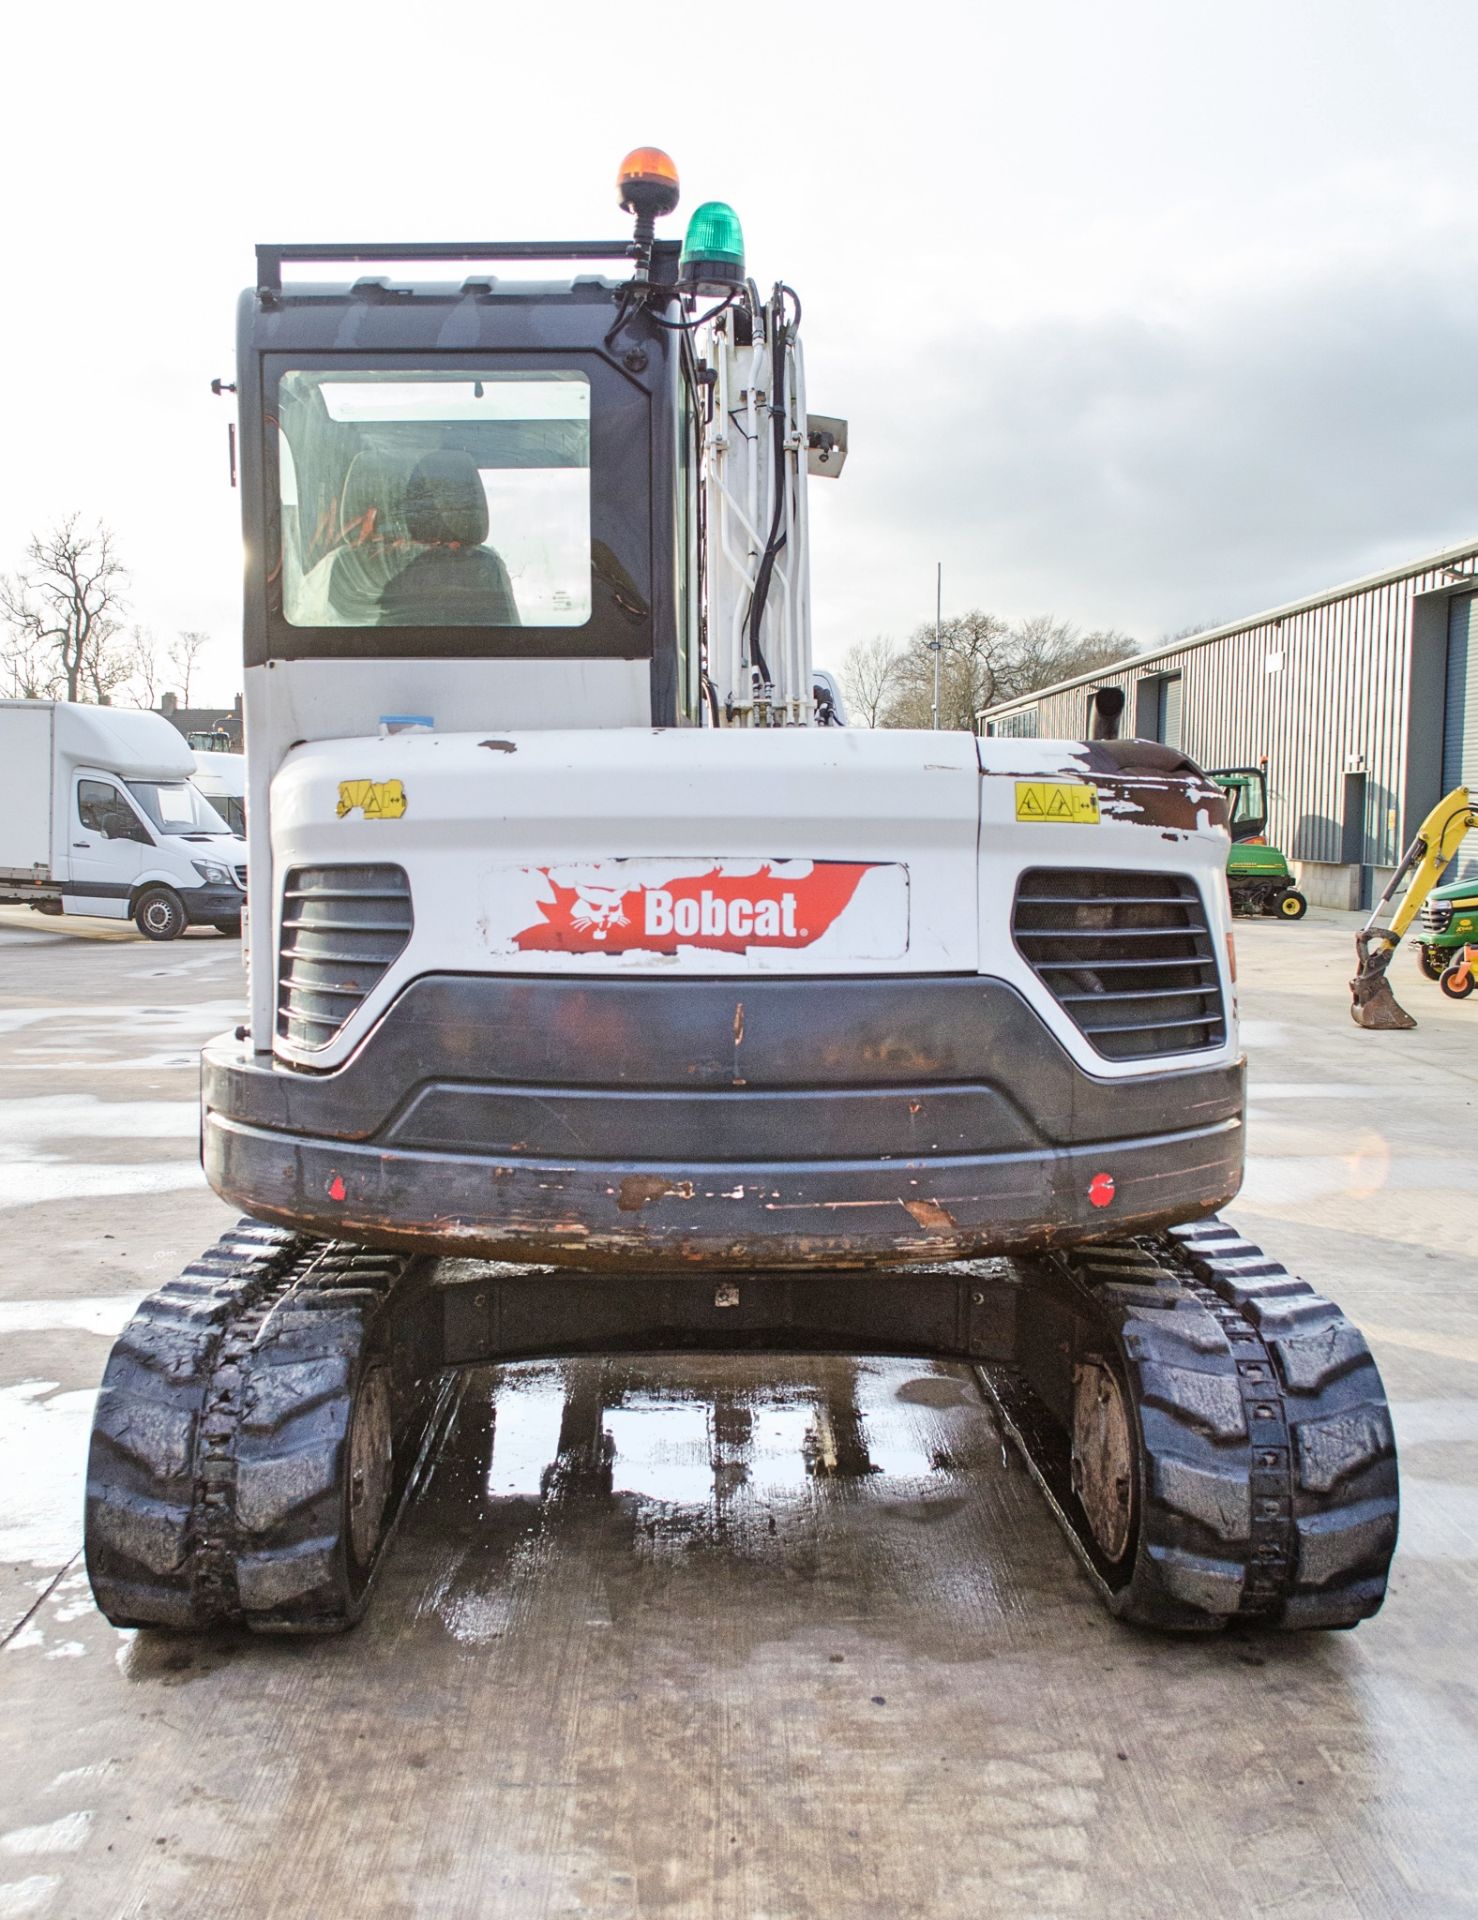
(983, 1219, 1398, 1631)
(85, 1222, 421, 1633)
(1168, 1219, 1399, 1630)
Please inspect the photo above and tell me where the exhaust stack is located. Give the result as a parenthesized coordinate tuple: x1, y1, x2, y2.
(1089, 687, 1125, 740)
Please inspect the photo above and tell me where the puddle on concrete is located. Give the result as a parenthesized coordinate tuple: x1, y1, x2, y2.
(0, 1161, 204, 1213)
(0, 1874, 63, 1917)
(0, 1002, 243, 1068)
(424, 1355, 991, 1646)
(0, 1382, 97, 1572)
(0, 1096, 196, 1145)
(0, 1093, 203, 1211)
(0, 1812, 93, 1856)
(0, 1299, 140, 1340)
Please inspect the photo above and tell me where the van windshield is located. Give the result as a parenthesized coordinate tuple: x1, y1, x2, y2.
(127, 781, 235, 836)
(277, 368, 592, 631)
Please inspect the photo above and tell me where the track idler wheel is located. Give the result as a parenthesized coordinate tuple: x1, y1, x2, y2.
(1070, 1359, 1136, 1567)
(980, 1220, 1399, 1632)
(85, 1223, 443, 1635)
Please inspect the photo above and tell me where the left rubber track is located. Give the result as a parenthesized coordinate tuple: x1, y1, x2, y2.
(85, 1221, 441, 1633)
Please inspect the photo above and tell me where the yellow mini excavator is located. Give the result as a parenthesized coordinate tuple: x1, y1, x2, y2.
(1351, 787, 1478, 1028)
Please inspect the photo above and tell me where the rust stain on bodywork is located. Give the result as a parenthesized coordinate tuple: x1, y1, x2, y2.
(1071, 745, 1229, 834)
(617, 1175, 698, 1213)
(904, 1198, 958, 1232)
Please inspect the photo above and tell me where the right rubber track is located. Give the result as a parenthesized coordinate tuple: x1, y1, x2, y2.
(984, 1219, 1398, 1631)
(1170, 1219, 1400, 1630)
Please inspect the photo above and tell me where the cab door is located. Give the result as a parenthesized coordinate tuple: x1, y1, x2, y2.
(65, 775, 152, 917)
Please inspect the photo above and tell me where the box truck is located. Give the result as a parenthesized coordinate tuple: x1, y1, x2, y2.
(0, 701, 247, 939)
(190, 748, 247, 836)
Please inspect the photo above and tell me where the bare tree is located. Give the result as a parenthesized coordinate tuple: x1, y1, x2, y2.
(881, 610, 1014, 730)
(117, 625, 163, 708)
(0, 516, 129, 702)
(874, 611, 1142, 730)
(0, 621, 64, 699)
(837, 634, 901, 728)
(999, 616, 1135, 702)
(167, 631, 210, 708)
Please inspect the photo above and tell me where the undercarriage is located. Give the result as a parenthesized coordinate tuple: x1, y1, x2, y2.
(86, 1216, 1397, 1635)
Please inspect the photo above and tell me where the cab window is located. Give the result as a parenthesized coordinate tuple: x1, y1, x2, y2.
(277, 369, 592, 631)
(77, 779, 150, 842)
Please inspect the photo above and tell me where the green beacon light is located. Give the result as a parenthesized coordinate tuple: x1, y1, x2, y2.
(679, 201, 746, 296)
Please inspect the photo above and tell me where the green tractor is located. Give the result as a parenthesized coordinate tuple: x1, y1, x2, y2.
(1211, 766, 1307, 921)
(1413, 872, 1478, 982)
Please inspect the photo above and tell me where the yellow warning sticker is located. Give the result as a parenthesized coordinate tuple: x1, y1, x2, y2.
(1014, 781, 1099, 824)
(337, 779, 407, 821)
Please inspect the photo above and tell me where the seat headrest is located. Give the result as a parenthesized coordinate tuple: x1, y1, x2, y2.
(402, 451, 489, 548)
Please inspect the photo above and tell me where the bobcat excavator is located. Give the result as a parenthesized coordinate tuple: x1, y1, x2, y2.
(84, 150, 1398, 1637)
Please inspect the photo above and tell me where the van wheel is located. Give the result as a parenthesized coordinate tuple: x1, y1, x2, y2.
(134, 887, 187, 941)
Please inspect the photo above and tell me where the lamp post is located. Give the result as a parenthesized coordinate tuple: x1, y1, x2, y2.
(931, 563, 942, 730)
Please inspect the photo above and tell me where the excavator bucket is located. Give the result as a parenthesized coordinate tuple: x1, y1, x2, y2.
(1351, 974, 1418, 1029)
(1351, 934, 1418, 1028)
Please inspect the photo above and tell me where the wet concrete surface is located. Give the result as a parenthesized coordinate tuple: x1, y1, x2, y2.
(1, 903, 1476, 1917)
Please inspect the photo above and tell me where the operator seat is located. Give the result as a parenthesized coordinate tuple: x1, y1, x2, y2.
(378, 451, 520, 627)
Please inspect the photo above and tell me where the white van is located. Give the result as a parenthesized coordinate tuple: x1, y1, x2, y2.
(191, 748, 247, 837)
(0, 701, 247, 939)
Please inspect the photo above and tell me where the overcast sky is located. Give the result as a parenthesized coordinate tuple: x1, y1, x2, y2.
(5, 0, 1478, 701)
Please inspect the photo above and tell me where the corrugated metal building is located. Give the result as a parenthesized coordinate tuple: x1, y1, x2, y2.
(978, 538, 1478, 905)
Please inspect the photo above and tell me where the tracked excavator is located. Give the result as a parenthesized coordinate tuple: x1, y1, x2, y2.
(84, 151, 1398, 1637)
(1351, 785, 1478, 1027)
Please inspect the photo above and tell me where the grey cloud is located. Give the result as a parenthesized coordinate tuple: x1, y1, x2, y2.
(813, 247, 1478, 653)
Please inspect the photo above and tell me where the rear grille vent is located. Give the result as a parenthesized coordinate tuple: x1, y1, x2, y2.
(277, 865, 412, 1051)
(1013, 868, 1226, 1061)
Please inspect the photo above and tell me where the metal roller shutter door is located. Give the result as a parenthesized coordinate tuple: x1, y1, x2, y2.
(1445, 596, 1478, 879)
(1159, 675, 1183, 750)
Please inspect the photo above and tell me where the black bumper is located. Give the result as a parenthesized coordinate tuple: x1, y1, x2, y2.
(202, 973, 1243, 1270)
(180, 885, 242, 923)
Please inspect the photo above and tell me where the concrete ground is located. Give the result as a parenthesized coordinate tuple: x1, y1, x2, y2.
(0, 901, 1474, 1919)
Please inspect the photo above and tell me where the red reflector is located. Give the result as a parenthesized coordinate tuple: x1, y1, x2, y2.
(1088, 1172, 1115, 1208)
(327, 1174, 346, 1202)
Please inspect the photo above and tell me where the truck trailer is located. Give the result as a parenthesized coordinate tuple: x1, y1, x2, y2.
(0, 701, 246, 939)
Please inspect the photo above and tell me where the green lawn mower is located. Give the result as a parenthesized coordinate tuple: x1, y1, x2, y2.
(1211, 766, 1308, 920)
(1413, 875, 1478, 984)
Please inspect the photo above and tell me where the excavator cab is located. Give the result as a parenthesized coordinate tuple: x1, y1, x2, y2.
(245, 240, 698, 730)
